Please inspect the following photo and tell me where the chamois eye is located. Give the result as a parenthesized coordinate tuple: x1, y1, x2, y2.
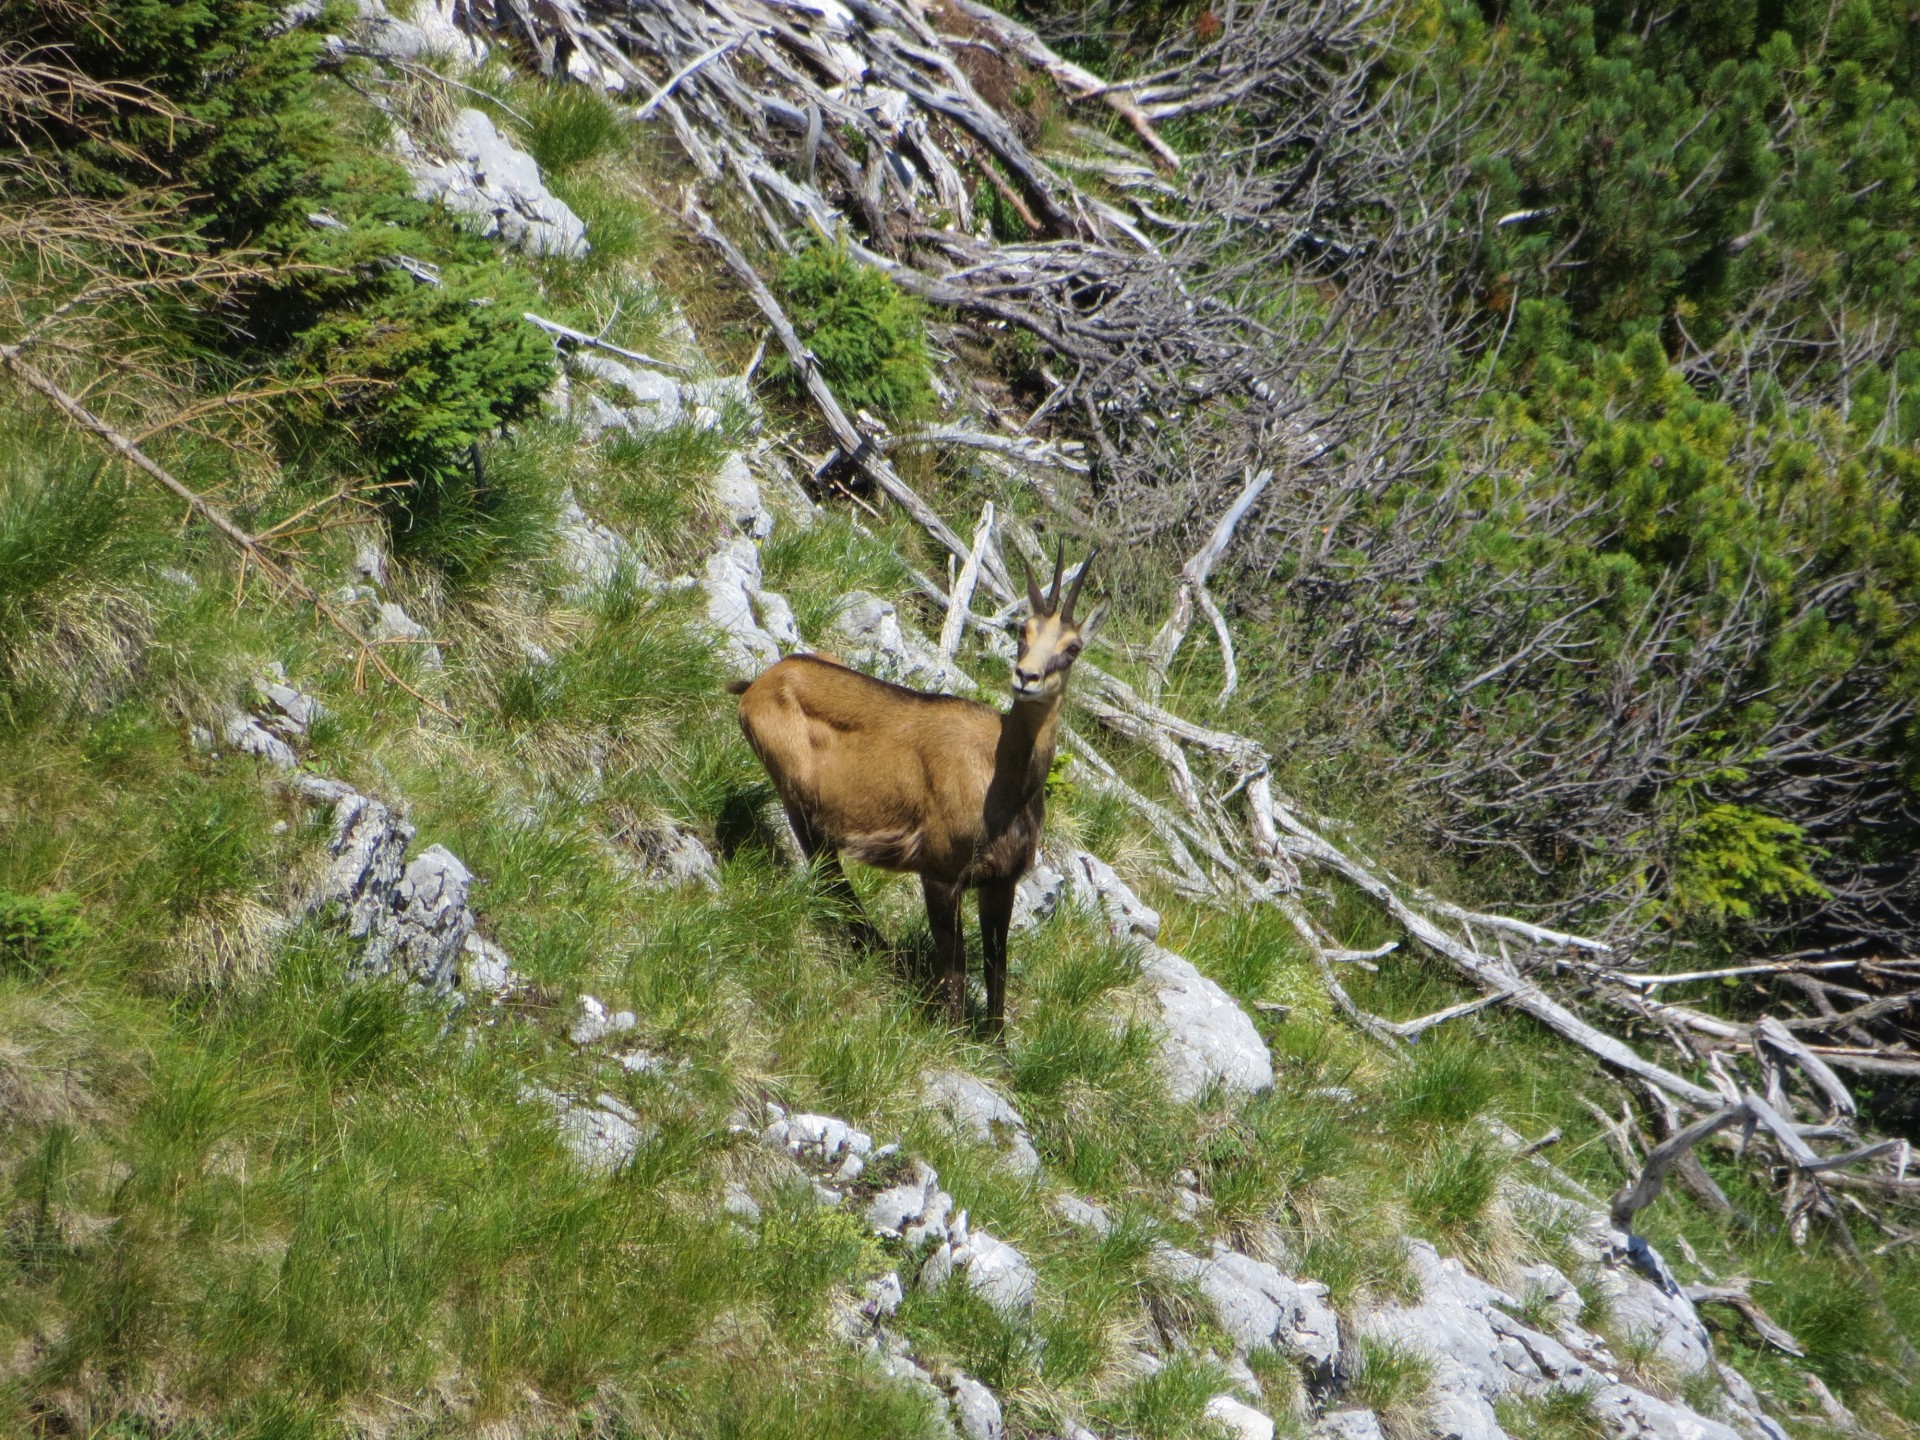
(1065, 642, 1082, 658)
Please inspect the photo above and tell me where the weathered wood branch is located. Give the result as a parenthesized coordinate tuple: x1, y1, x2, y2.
(1144, 466, 1271, 698)
(938, 500, 994, 664)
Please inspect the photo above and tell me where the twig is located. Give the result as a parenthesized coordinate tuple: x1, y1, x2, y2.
(520, 311, 689, 372)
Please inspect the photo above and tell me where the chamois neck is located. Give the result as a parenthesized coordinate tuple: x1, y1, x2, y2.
(1000, 692, 1064, 798)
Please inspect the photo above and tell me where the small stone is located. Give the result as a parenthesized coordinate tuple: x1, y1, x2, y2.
(459, 931, 514, 993)
(723, 1184, 761, 1224)
(570, 995, 612, 1046)
(761, 1120, 791, 1147)
(1311, 1411, 1384, 1440)
(372, 601, 442, 669)
(863, 1271, 904, 1319)
(922, 1070, 1042, 1176)
(836, 1152, 866, 1183)
(867, 1182, 929, 1237)
(903, 1188, 953, 1249)
(919, 1243, 954, 1292)
(223, 712, 298, 770)
(1055, 1193, 1114, 1235)
(950, 1373, 1003, 1440)
(962, 1229, 1036, 1315)
(1205, 1395, 1275, 1440)
(354, 541, 387, 586)
(812, 1182, 844, 1208)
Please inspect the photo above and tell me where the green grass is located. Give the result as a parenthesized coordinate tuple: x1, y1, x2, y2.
(1496, 1385, 1607, 1440)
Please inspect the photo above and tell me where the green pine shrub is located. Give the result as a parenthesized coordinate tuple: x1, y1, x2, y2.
(0, 893, 90, 976)
(769, 240, 935, 422)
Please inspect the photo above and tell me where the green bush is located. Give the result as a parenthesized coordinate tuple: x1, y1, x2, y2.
(0, 0, 335, 246)
(0, 892, 91, 975)
(3, 1, 555, 547)
(769, 241, 934, 422)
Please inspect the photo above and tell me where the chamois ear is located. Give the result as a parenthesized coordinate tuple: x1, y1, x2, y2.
(1024, 558, 1048, 616)
(1076, 598, 1110, 645)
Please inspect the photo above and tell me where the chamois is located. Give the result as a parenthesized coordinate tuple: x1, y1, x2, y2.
(734, 547, 1107, 1032)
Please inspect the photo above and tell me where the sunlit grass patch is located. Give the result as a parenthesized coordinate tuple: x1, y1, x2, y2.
(1348, 1336, 1436, 1440)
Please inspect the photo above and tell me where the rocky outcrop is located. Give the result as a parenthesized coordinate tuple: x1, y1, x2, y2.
(400, 108, 589, 258)
(1361, 1238, 1779, 1440)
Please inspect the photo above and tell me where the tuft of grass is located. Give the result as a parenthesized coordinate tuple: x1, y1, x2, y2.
(1348, 1336, 1435, 1440)
(523, 83, 629, 173)
(1388, 1031, 1503, 1128)
(1496, 1385, 1607, 1440)
(1093, 1351, 1233, 1440)
(1405, 1137, 1513, 1269)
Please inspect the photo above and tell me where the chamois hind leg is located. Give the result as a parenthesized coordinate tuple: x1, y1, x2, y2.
(922, 875, 968, 1029)
(977, 878, 1015, 1040)
(786, 806, 881, 949)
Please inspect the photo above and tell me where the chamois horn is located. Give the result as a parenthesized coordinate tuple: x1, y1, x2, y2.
(1025, 557, 1047, 616)
(1063, 547, 1098, 623)
(1048, 538, 1067, 611)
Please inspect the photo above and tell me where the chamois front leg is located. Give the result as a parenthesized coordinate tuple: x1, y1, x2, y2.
(922, 875, 968, 1028)
(978, 878, 1016, 1039)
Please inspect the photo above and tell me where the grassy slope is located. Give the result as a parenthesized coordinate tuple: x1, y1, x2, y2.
(2, 61, 1917, 1440)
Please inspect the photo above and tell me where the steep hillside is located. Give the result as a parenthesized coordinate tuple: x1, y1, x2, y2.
(3, 4, 1920, 1439)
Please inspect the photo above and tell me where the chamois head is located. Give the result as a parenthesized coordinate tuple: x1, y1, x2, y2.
(1013, 544, 1107, 703)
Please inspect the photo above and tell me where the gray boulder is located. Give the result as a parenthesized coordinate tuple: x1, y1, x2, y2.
(1312, 1412, 1384, 1440)
(1204, 1395, 1274, 1440)
(1141, 943, 1275, 1103)
(1198, 1246, 1341, 1381)
(556, 494, 645, 598)
(958, 1227, 1037, 1314)
(1361, 1241, 1746, 1440)
(527, 1086, 647, 1174)
(713, 451, 773, 539)
(1059, 847, 1161, 939)
(832, 591, 966, 693)
(922, 1070, 1041, 1176)
(573, 353, 684, 435)
(705, 538, 783, 676)
(373, 844, 476, 989)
